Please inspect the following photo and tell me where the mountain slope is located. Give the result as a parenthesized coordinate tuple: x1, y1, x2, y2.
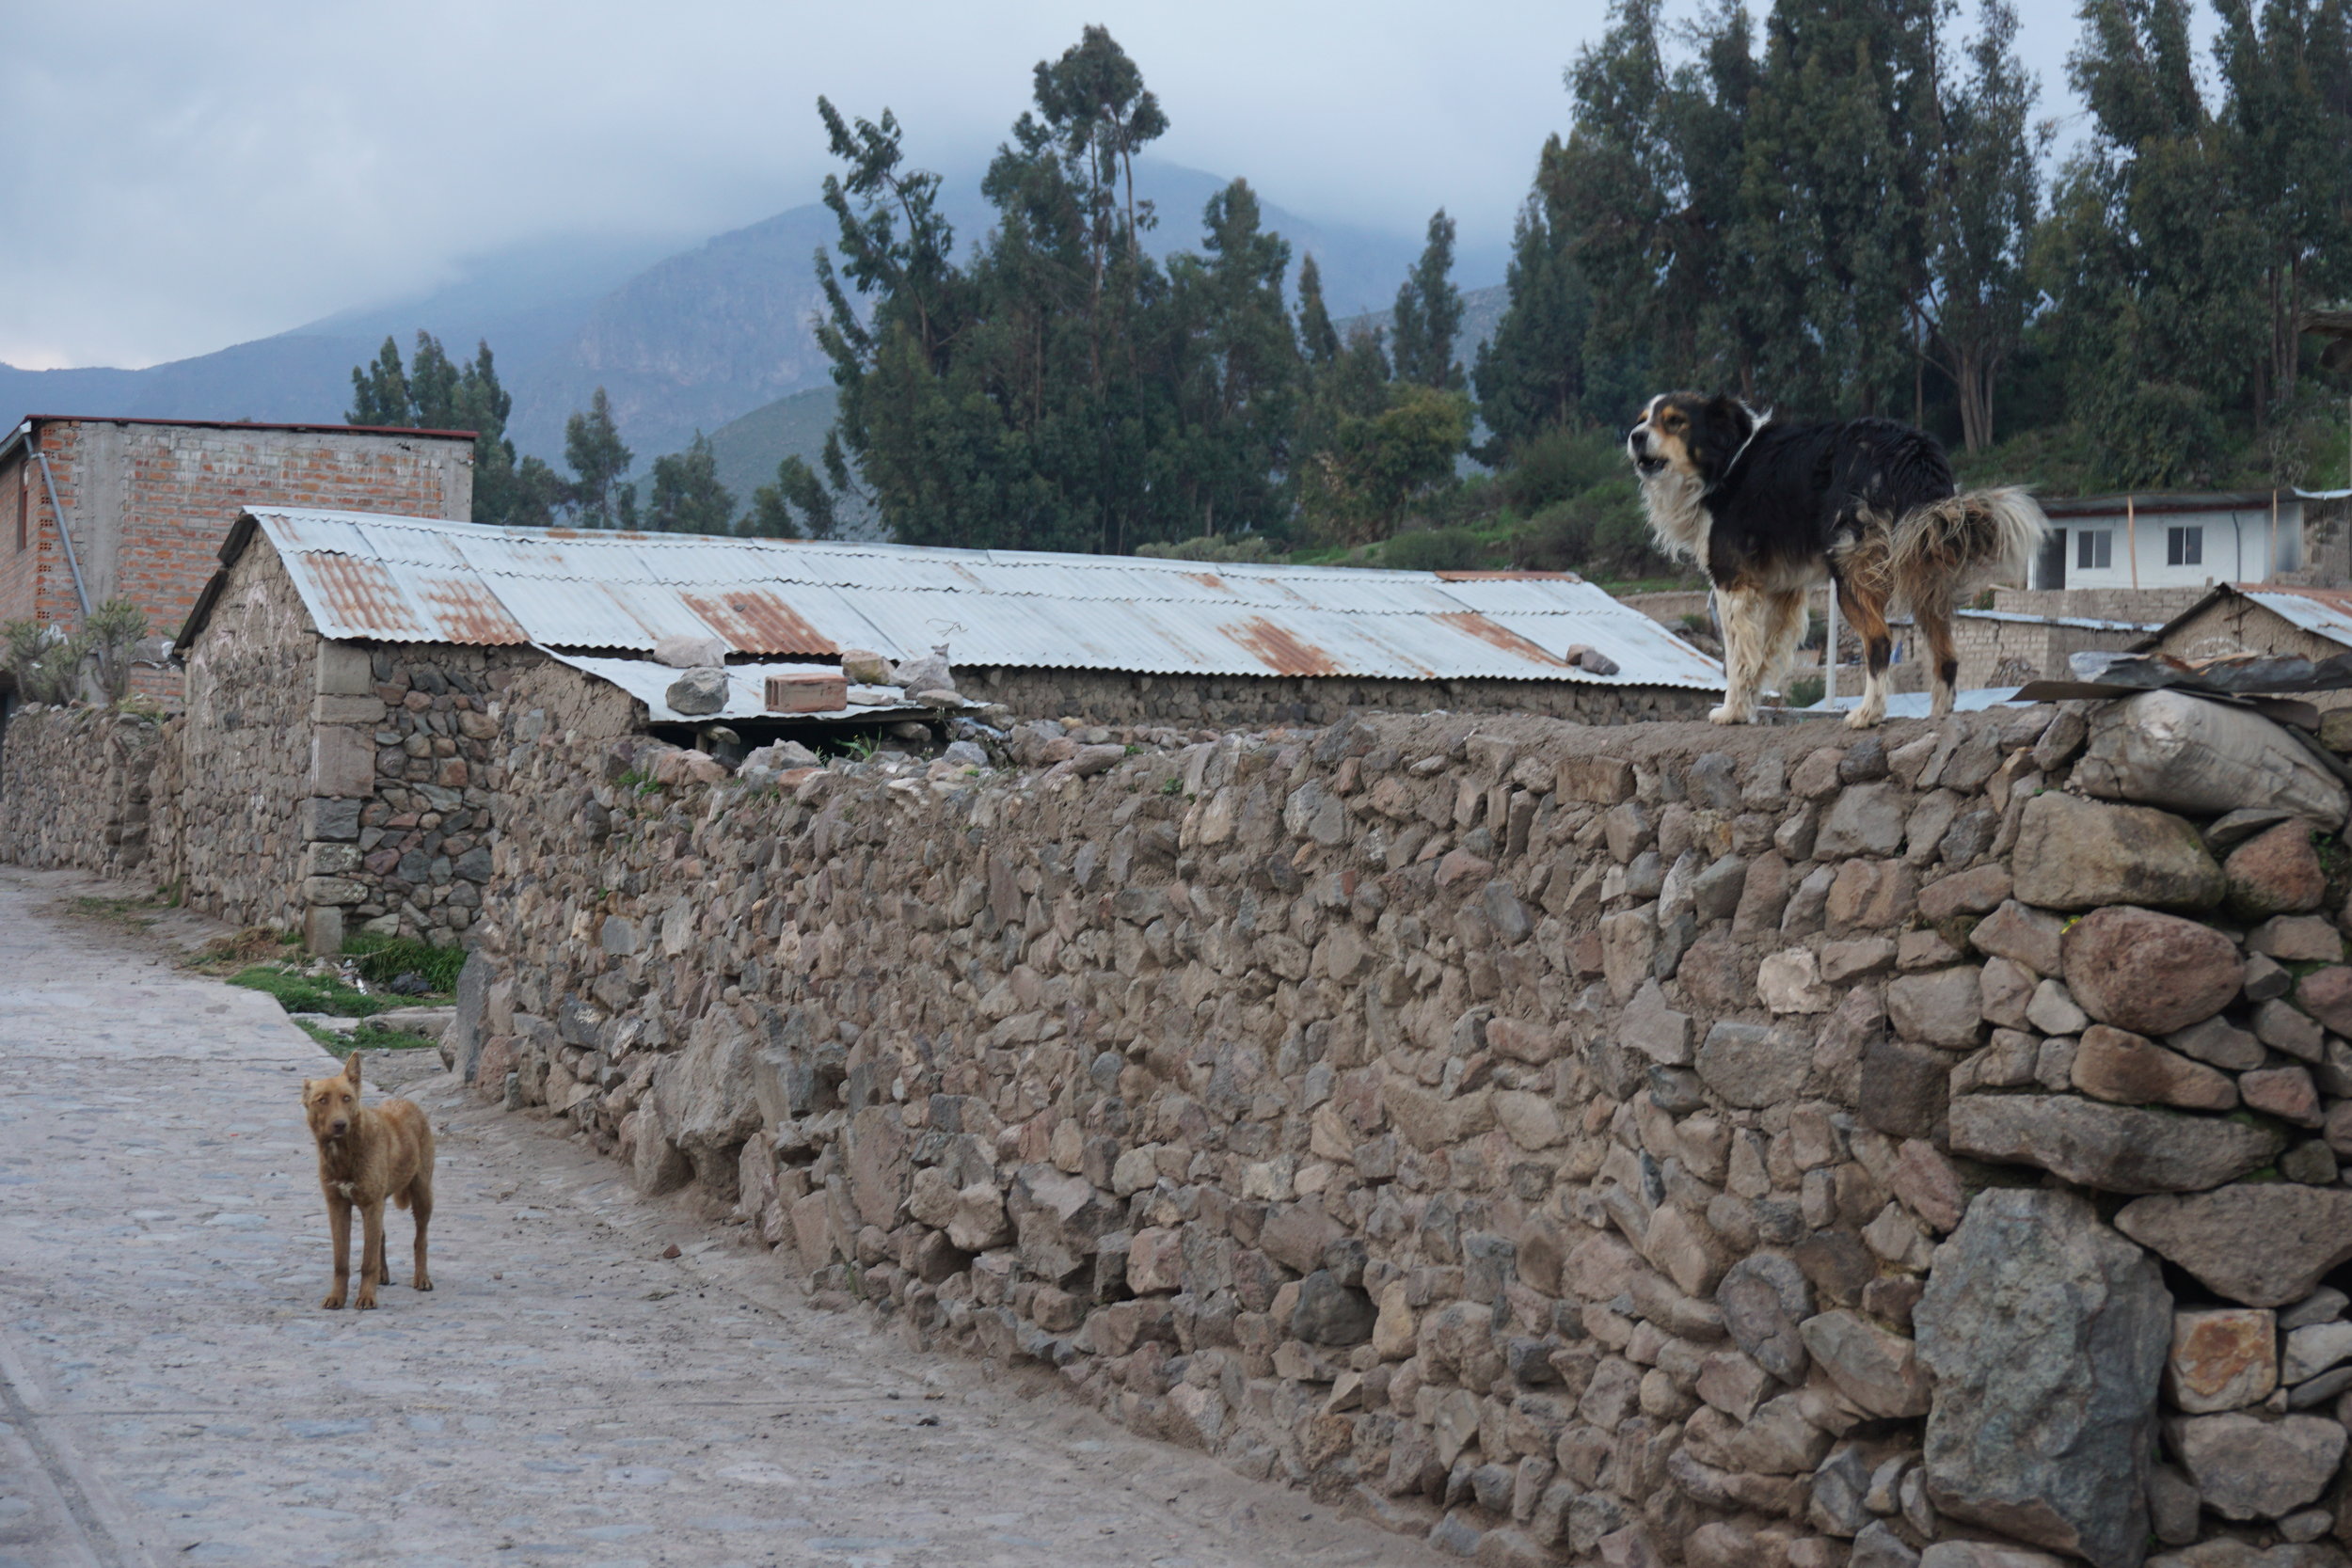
(2, 161, 1507, 492)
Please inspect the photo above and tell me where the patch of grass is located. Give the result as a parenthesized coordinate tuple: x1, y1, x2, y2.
(348, 1021, 442, 1052)
(228, 965, 392, 1018)
(67, 894, 167, 931)
(187, 926, 294, 974)
(1784, 673, 1826, 709)
(342, 934, 464, 993)
(292, 1018, 352, 1053)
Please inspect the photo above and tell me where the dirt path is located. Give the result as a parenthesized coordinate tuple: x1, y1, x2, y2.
(0, 867, 1438, 1568)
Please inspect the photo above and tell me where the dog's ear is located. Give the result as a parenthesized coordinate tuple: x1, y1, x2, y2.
(344, 1051, 363, 1091)
(1706, 394, 1755, 439)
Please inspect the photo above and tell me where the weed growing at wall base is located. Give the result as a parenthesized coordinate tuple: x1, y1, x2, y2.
(342, 934, 465, 993)
(227, 966, 392, 1019)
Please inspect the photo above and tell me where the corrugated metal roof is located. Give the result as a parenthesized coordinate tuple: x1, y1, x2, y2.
(538, 650, 932, 724)
(204, 508, 1724, 689)
(2241, 587, 2352, 650)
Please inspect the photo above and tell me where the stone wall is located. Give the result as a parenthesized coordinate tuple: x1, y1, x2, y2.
(141, 543, 568, 946)
(0, 705, 167, 879)
(1989, 587, 2205, 625)
(151, 542, 319, 933)
(1949, 612, 2150, 693)
(950, 667, 1715, 729)
(311, 641, 546, 951)
(465, 675, 2352, 1568)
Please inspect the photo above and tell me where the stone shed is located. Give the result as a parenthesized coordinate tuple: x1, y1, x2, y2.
(156, 506, 1721, 953)
(182, 507, 1724, 730)
(2134, 584, 2352, 714)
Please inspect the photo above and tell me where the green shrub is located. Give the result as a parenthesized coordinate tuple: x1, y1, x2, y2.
(1381, 527, 1487, 572)
(1784, 673, 1826, 708)
(1135, 532, 1276, 563)
(228, 966, 392, 1018)
(1503, 426, 1627, 514)
(342, 934, 466, 992)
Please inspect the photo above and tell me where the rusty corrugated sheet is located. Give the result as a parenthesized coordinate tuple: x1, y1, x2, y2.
(675, 590, 839, 656)
(1223, 617, 1343, 676)
(1435, 611, 1574, 669)
(224, 507, 1725, 689)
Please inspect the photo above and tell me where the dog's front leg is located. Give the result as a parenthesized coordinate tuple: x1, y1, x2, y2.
(1709, 588, 1760, 724)
(356, 1202, 385, 1310)
(323, 1195, 351, 1310)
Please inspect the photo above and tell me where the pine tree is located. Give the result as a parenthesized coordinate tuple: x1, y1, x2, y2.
(1295, 254, 1341, 368)
(344, 332, 543, 527)
(1735, 0, 1942, 416)
(748, 455, 834, 539)
(1473, 175, 1594, 458)
(1160, 179, 1301, 538)
(2215, 0, 2352, 413)
(1390, 210, 1466, 390)
(348, 338, 410, 427)
(1924, 0, 2044, 452)
(406, 335, 460, 429)
(562, 388, 634, 529)
(2042, 0, 2266, 482)
(645, 433, 737, 533)
(812, 27, 1317, 554)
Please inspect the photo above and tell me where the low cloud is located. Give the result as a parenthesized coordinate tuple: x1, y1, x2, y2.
(5, 0, 2092, 371)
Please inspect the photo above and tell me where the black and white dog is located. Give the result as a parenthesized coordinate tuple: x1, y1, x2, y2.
(1628, 393, 2047, 728)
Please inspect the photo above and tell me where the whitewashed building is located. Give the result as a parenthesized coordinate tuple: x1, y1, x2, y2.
(2029, 490, 2344, 591)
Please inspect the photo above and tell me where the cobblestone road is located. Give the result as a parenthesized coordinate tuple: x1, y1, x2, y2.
(0, 868, 1437, 1568)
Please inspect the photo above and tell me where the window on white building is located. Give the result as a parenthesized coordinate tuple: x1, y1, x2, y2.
(2167, 526, 2202, 566)
(2076, 529, 2113, 569)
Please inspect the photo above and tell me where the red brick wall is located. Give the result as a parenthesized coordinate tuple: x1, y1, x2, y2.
(2, 420, 472, 700)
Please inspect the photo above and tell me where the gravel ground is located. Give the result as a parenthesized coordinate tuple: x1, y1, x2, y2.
(0, 866, 1439, 1568)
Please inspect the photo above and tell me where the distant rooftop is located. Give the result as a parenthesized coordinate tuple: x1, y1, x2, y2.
(1, 415, 478, 465)
(182, 508, 1726, 690)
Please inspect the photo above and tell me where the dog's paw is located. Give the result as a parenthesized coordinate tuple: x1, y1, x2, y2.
(1708, 705, 1748, 725)
(413, 1274, 434, 1292)
(1844, 705, 1883, 730)
(321, 1293, 344, 1310)
(354, 1291, 378, 1311)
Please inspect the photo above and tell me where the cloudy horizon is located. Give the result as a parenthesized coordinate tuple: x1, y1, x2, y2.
(8, 1, 2113, 374)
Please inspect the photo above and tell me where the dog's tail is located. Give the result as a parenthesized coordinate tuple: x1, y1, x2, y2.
(1888, 486, 2048, 619)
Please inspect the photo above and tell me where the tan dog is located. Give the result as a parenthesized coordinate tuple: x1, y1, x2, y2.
(301, 1052, 436, 1310)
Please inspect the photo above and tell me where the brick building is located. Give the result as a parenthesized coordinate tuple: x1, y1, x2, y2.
(0, 417, 474, 699)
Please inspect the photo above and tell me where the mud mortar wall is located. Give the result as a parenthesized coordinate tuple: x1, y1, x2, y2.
(951, 667, 1716, 729)
(469, 682, 2352, 1568)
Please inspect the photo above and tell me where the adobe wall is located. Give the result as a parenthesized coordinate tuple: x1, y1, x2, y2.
(464, 682, 2352, 1568)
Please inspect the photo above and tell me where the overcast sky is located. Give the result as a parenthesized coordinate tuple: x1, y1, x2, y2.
(5, 0, 2107, 372)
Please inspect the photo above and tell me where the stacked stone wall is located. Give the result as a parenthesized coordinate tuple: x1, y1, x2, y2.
(465, 676, 2352, 1568)
(134, 543, 564, 945)
(310, 641, 551, 950)
(151, 543, 317, 931)
(953, 667, 1714, 729)
(0, 705, 167, 879)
